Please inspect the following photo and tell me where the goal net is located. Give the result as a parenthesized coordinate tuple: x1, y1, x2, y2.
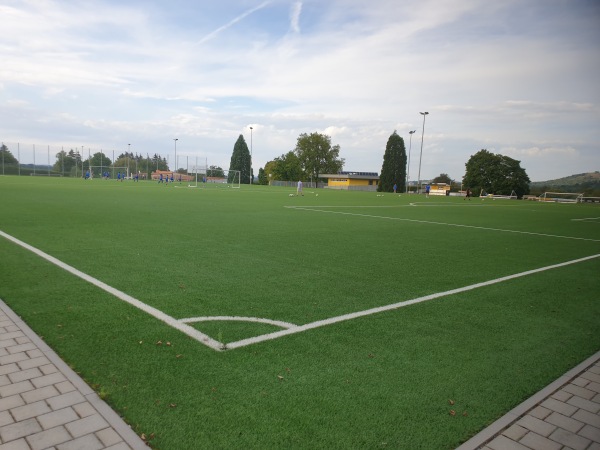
(480, 189, 518, 200)
(203, 169, 241, 189)
(538, 192, 584, 203)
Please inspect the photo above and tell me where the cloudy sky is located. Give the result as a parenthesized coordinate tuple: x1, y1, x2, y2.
(1, 0, 599, 182)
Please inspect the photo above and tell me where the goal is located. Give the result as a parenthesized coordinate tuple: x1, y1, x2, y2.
(538, 192, 584, 203)
(204, 169, 241, 189)
(480, 189, 518, 200)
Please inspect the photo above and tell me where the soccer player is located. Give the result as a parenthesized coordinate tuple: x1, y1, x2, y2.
(464, 188, 472, 200)
(425, 184, 430, 198)
(297, 180, 303, 196)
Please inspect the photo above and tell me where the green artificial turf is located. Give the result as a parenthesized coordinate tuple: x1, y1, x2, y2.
(0, 176, 599, 449)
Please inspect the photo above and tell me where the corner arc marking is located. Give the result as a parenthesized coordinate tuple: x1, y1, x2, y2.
(179, 316, 297, 329)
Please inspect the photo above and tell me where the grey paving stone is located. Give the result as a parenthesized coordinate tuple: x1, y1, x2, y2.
(0, 353, 29, 366)
(17, 356, 50, 371)
(519, 430, 562, 450)
(7, 367, 42, 384)
(105, 443, 133, 450)
(503, 424, 528, 441)
(0, 395, 25, 413)
(26, 425, 72, 450)
(0, 375, 10, 388)
(579, 424, 600, 443)
(0, 332, 25, 342)
(486, 434, 530, 450)
(21, 385, 60, 404)
(0, 349, 8, 358)
(95, 427, 123, 447)
(0, 364, 19, 377)
(564, 383, 596, 400)
(38, 407, 79, 430)
(47, 391, 86, 411)
(0, 417, 42, 443)
(0, 411, 14, 428)
(73, 402, 96, 418)
(517, 414, 557, 437)
(587, 382, 600, 394)
(31, 372, 67, 389)
(582, 371, 600, 384)
(65, 414, 109, 438)
(6, 343, 37, 355)
(0, 380, 34, 398)
(541, 397, 578, 417)
(573, 408, 600, 428)
(25, 349, 43, 359)
(545, 411, 585, 433)
(551, 389, 572, 402)
(11, 400, 52, 421)
(57, 433, 104, 450)
(567, 395, 600, 413)
(0, 339, 17, 350)
(549, 427, 591, 450)
(14, 337, 29, 346)
(39, 364, 58, 375)
(55, 381, 76, 395)
(0, 438, 30, 450)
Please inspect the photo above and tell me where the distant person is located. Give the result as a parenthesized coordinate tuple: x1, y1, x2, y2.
(117, 172, 121, 181)
(393, 183, 397, 193)
(85, 170, 90, 180)
(159, 173, 163, 183)
(464, 188, 471, 200)
(425, 184, 430, 198)
(297, 180, 303, 196)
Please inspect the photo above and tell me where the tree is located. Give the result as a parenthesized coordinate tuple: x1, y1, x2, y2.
(228, 135, 252, 184)
(463, 149, 530, 198)
(378, 131, 406, 192)
(432, 173, 452, 184)
(0, 144, 18, 164)
(294, 132, 344, 186)
(207, 165, 225, 177)
(265, 152, 303, 182)
(257, 167, 268, 185)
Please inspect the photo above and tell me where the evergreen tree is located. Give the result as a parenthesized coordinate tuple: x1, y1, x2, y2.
(0, 144, 18, 164)
(378, 131, 407, 192)
(228, 135, 252, 184)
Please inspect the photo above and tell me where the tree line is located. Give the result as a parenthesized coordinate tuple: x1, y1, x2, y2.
(2, 136, 534, 197)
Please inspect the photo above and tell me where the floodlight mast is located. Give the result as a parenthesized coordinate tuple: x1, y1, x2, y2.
(173, 138, 178, 174)
(417, 112, 429, 194)
(406, 130, 416, 193)
(249, 126, 253, 185)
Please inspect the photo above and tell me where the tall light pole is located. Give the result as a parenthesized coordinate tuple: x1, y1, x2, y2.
(406, 130, 416, 193)
(417, 112, 429, 194)
(173, 138, 178, 174)
(128, 143, 130, 178)
(249, 126, 253, 185)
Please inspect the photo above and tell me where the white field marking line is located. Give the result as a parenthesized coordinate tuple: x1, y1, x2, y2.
(0, 230, 224, 351)
(225, 253, 600, 350)
(572, 217, 600, 222)
(179, 316, 297, 329)
(286, 206, 600, 243)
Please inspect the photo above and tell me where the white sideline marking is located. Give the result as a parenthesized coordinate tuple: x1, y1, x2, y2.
(225, 253, 600, 350)
(572, 217, 600, 222)
(0, 230, 224, 351)
(286, 206, 600, 242)
(179, 316, 297, 329)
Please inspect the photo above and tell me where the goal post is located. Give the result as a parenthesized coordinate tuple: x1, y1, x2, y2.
(480, 189, 518, 200)
(538, 192, 584, 203)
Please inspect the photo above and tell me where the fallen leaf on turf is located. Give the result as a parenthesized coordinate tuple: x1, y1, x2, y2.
(463, 411, 468, 416)
(176, 354, 182, 358)
(448, 399, 455, 405)
(277, 375, 284, 380)
(166, 341, 171, 346)
(368, 353, 375, 358)
(138, 341, 143, 344)
(156, 340, 162, 345)
(140, 433, 146, 441)
(169, 403, 177, 408)
(449, 410, 456, 416)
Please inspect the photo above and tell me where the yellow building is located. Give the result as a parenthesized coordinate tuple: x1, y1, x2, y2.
(320, 172, 380, 191)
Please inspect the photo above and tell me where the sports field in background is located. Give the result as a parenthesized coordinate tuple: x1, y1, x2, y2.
(1, 176, 599, 449)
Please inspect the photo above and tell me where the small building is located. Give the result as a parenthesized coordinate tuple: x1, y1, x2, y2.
(320, 172, 380, 191)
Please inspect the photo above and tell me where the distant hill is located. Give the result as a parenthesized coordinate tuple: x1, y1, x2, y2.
(530, 171, 600, 196)
(531, 171, 600, 186)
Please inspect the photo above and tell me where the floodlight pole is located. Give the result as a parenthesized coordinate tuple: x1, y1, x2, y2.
(128, 144, 131, 178)
(417, 112, 429, 194)
(406, 130, 416, 193)
(173, 138, 178, 174)
(249, 126, 253, 185)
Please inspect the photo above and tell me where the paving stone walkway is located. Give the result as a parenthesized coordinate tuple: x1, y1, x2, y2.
(458, 350, 600, 450)
(0, 299, 146, 450)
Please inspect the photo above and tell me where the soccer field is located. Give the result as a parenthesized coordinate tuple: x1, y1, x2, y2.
(1, 176, 599, 449)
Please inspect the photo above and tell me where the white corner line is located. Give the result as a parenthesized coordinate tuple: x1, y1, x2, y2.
(0, 230, 224, 351)
(224, 253, 600, 350)
(179, 316, 297, 329)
